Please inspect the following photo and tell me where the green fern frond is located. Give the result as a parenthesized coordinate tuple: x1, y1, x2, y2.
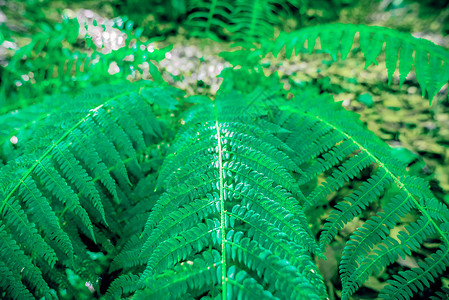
(115, 89, 326, 299)
(319, 168, 391, 248)
(1, 16, 171, 109)
(380, 244, 449, 299)
(0, 82, 173, 299)
(270, 23, 449, 103)
(431, 285, 449, 300)
(0, 222, 52, 299)
(280, 87, 449, 299)
(135, 250, 220, 299)
(186, 0, 299, 41)
(186, 0, 234, 41)
(106, 274, 142, 299)
(230, 0, 277, 41)
(0, 259, 35, 300)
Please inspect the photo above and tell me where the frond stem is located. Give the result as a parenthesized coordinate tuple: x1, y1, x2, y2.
(213, 101, 227, 300)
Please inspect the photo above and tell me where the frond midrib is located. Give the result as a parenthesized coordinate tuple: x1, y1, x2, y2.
(213, 100, 228, 300)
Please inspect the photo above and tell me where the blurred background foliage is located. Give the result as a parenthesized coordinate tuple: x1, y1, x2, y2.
(1, 0, 449, 298)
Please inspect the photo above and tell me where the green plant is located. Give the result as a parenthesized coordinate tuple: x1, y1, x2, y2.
(0, 15, 170, 112)
(222, 23, 449, 103)
(1, 4, 449, 300)
(112, 0, 359, 40)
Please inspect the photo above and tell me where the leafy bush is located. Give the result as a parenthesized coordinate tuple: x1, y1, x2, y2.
(1, 2, 449, 300)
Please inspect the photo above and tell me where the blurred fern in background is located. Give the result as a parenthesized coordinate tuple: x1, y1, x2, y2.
(0, 10, 171, 112)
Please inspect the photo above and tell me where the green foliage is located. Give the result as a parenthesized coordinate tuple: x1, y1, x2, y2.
(0, 15, 170, 111)
(269, 23, 449, 103)
(1, 1, 449, 300)
(112, 0, 359, 38)
(0, 81, 178, 299)
(220, 23, 449, 104)
(186, 0, 305, 41)
(2, 67, 449, 299)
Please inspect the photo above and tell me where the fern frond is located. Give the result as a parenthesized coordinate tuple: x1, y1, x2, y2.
(0, 259, 35, 300)
(143, 218, 220, 277)
(319, 169, 391, 248)
(1, 16, 172, 109)
(140, 197, 219, 259)
(225, 230, 320, 299)
(380, 244, 449, 299)
(0, 222, 52, 299)
(231, 0, 277, 41)
(281, 87, 449, 299)
(305, 152, 376, 208)
(343, 215, 435, 297)
(0, 82, 173, 299)
(226, 268, 278, 299)
(135, 250, 221, 299)
(120, 89, 326, 299)
(186, 0, 298, 42)
(431, 285, 449, 300)
(106, 274, 142, 300)
(19, 178, 73, 259)
(270, 23, 449, 102)
(186, 0, 234, 41)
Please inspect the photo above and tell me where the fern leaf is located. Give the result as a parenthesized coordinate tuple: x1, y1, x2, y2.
(106, 274, 142, 300)
(228, 206, 325, 290)
(430, 285, 449, 300)
(0, 260, 35, 300)
(231, 0, 277, 41)
(135, 250, 220, 299)
(398, 42, 414, 88)
(0, 223, 52, 298)
(385, 35, 400, 85)
(226, 268, 278, 299)
(19, 178, 73, 259)
(70, 127, 119, 200)
(111, 235, 146, 271)
(126, 89, 325, 299)
(226, 182, 320, 255)
(379, 244, 449, 300)
(226, 231, 321, 299)
(320, 169, 392, 248)
(280, 86, 449, 298)
(142, 219, 220, 278)
(35, 158, 95, 239)
(1, 195, 57, 265)
(344, 216, 436, 299)
(270, 23, 449, 103)
(140, 197, 219, 259)
(305, 152, 376, 208)
(186, 0, 234, 41)
(0, 82, 169, 299)
(53, 142, 107, 224)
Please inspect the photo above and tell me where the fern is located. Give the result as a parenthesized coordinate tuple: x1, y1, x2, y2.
(111, 86, 326, 299)
(268, 23, 449, 103)
(109, 69, 448, 299)
(186, 0, 301, 41)
(2, 4, 449, 299)
(186, 0, 234, 41)
(0, 81, 177, 299)
(0, 15, 170, 111)
(278, 86, 449, 299)
(2, 70, 448, 299)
